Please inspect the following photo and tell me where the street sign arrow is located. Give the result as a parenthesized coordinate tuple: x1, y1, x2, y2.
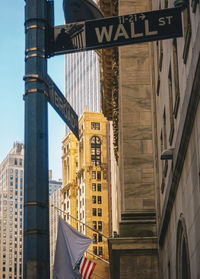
(48, 7, 183, 56)
(46, 75, 79, 140)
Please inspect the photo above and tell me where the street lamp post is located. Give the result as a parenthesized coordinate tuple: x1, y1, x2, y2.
(24, 0, 49, 278)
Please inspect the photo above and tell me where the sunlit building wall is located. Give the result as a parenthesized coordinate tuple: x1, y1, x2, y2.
(62, 112, 110, 279)
(62, 132, 79, 229)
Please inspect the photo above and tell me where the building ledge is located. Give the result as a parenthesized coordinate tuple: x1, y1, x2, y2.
(108, 236, 158, 251)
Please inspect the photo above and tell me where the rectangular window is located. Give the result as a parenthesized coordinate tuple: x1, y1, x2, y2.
(92, 208, 97, 216)
(91, 122, 100, 130)
(93, 246, 97, 255)
(98, 196, 102, 204)
(92, 196, 96, 204)
(99, 247, 103, 256)
(97, 171, 101, 180)
(92, 183, 96, 191)
(98, 234, 102, 242)
(182, 4, 191, 63)
(168, 66, 174, 145)
(97, 184, 101, 192)
(98, 208, 102, 217)
(98, 221, 102, 231)
(172, 39, 180, 118)
(93, 233, 97, 243)
(92, 171, 96, 179)
(93, 221, 97, 230)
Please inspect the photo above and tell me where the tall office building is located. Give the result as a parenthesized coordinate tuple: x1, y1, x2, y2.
(65, 50, 101, 134)
(0, 144, 62, 279)
(0, 143, 24, 279)
(49, 178, 62, 279)
(62, 111, 110, 279)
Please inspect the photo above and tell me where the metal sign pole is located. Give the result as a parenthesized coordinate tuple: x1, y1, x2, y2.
(24, 0, 49, 278)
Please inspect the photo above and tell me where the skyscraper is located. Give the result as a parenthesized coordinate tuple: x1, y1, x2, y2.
(0, 143, 24, 279)
(65, 50, 101, 134)
(0, 144, 62, 279)
(49, 178, 62, 279)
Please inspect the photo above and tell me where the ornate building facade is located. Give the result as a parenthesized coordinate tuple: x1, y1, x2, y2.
(99, 0, 159, 278)
(151, 0, 200, 278)
(62, 111, 110, 279)
(99, 0, 200, 277)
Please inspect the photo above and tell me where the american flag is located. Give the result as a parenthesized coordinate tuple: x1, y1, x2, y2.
(78, 257, 96, 279)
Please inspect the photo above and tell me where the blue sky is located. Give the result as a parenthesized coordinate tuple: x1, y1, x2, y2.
(0, 1, 66, 180)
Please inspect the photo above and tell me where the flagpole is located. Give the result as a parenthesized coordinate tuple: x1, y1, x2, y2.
(86, 251, 110, 264)
(92, 272, 107, 279)
(52, 204, 109, 239)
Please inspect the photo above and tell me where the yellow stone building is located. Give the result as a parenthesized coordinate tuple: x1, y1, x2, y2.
(62, 111, 110, 279)
(62, 132, 78, 229)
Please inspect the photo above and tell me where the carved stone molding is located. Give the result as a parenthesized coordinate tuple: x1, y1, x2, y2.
(112, 47, 119, 162)
(98, 0, 119, 162)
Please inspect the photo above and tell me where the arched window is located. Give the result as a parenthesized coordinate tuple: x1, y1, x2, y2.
(91, 136, 101, 166)
(176, 214, 191, 279)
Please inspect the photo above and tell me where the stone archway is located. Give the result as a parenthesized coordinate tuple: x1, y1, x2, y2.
(176, 214, 191, 279)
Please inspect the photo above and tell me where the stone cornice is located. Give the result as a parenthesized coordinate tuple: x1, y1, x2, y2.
(109, 236, 158, 251)
(61, 182, 75, 192)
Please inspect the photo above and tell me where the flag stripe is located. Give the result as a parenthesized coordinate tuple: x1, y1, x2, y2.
(82, 258, 91, 278)
(79, 257, 96, 279)
(80, 258, 87, 275)
(86, 262, 96, 279)
(84, 260, 92, 279)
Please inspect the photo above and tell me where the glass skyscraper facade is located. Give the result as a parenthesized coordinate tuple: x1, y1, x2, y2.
(65, 50, 101, 134)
